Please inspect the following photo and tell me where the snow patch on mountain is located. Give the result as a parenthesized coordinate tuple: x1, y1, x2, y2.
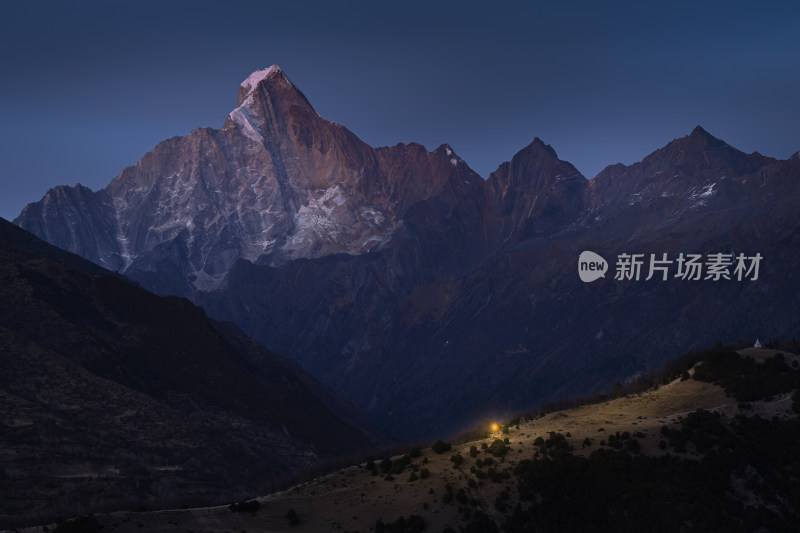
(697, 182, 716, 198)
(688, 182, 717, 208)
(627, 184, 653, 206)
(359, 207, 386, 228)
(229, 105, 264, 143)
(240, 65, 283, 94)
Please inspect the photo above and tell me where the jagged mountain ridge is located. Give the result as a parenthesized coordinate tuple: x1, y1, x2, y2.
(193, 126, 800, 439)
(16, 66, 480, 294)
(582, 125, 779, 238)
(14, 65, 800, 440)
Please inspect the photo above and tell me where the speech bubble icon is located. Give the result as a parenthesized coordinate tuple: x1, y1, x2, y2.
(578, 251, 608, 283)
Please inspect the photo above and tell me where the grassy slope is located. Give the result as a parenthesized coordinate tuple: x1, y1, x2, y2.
(32, 348, 798, 533)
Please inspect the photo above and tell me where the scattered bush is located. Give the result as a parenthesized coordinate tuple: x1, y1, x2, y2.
(607, 432, 625, 449)
(694, 352, 800, 402)
(450, 453, 464, 468)
(487, 467, 509, 483)
(390, 454, 412, 474)
(286, 508, 299, 526)
(488, 438, 509, 457)
(542, 432, 571, 456)
(660, 409, 733, 453)
(432, 440, 452, 454)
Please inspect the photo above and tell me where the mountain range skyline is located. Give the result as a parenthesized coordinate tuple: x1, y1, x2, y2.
(14, 60, 800, 440)
(2, 0, 799, 221)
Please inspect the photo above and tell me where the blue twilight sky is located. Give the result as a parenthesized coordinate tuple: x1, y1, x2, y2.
(1, 0, 799, 221)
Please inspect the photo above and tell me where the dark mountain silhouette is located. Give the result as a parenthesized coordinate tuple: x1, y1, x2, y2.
(0, 217, 383, 526)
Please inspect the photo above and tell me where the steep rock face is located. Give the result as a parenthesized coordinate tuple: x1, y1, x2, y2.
(16, 66, 480, 295)
(13, 184, 121, 270)
(482, 138, 588, 245)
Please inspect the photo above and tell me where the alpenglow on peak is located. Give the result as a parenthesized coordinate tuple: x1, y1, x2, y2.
(240, 65, 290, 94)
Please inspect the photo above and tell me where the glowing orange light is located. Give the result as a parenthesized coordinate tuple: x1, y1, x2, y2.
(490, 423, 500, 433)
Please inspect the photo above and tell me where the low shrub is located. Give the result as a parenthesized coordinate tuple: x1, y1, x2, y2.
(432, 440, 452, 454)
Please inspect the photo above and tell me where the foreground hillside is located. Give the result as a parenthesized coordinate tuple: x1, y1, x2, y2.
(0, 219, 382, 529)
(36, 347, 800, 532)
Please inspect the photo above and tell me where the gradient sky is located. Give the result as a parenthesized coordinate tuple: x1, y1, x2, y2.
(1, 0, 798, 221)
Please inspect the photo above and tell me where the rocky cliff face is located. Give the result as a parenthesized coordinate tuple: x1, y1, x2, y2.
(482, 138, 588, 244)
(16, 66, 480, 294)
(14, 66, 800, 440)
